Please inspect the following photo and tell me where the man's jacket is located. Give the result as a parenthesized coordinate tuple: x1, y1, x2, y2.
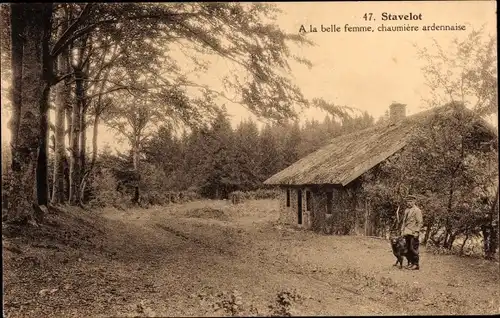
(401, 205, 423, 236)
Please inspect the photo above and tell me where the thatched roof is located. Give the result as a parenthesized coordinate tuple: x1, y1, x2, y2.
(264, 103, 497, 187)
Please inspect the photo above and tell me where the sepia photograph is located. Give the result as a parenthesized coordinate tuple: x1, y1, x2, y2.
(1, 1, 498, 317)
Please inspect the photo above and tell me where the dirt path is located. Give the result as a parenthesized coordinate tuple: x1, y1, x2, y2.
(3, 200, 499, 317)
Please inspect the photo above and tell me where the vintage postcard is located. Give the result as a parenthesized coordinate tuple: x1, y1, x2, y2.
(1, 1, 498, 317)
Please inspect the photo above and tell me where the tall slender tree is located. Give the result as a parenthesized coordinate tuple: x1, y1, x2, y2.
(51, 5, 71, 204)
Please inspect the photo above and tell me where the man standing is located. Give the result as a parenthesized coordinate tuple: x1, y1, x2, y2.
(401, 195, 424, 270)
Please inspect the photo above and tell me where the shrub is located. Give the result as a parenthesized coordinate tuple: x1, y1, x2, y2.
(252, 188, 280, 200)
(229, 188, 280, 204)
(180, 190, 202, 202)
(140, 190, 168, 207)
(88, 169, 124, 208)
(230, 191, 247, 204)
(268, 289, 302, 317)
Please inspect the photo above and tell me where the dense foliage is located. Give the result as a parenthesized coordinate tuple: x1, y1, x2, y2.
(1, 3, 317, 220)
(362, 104, 498, 257)
(86, 111, 374, 206)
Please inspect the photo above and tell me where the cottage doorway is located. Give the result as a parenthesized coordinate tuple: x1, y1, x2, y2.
(297, 190, 303, 225)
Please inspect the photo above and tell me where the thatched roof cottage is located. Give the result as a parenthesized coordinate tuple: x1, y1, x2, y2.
(264, 102, 497, 236)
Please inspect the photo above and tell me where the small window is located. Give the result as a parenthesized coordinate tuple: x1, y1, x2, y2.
(326, 192, 333, 214)
(306, 191, 312, 211)
(286, 189, 290, 207)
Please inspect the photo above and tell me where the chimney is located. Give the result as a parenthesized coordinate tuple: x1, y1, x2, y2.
(389, 102, 407, 122)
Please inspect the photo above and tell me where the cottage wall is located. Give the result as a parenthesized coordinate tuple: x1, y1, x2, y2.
(278, 188, 293, 226)
(278, 187, 298, 227)
(278, 187, 313, 229)
(311, 188, 326, 232)
(302, 187, 313, 229)
(313, 187, 351, 234)
(278, 181, 373, 236)
(352, 197, 367, 236)
(335, 183, 369, 235)
(349, 185, 368, 236)
(310, 184, 365, 235)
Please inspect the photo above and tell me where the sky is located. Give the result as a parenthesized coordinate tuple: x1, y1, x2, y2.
(250, 0, 497, 121)
(172, 0, 498, 127)
(1, 1, 497, 152)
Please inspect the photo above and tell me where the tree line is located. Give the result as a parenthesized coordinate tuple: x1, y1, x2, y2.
(87, 109, 374, 205)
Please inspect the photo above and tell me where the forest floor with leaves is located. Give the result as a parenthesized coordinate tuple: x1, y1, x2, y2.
(3, 199, 500, 317)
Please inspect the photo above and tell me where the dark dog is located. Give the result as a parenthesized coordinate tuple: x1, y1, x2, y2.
(390, 236, 409, 269)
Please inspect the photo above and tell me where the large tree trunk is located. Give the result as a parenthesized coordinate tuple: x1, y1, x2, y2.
(79, 61, 90, 179)
(36, 4, 53, 207)
(36, 84, 50, 206)
(9, 4, 24, 153)
(8, 4, 52, 223)
(68, 30, 89, 205)
(78, 61, 92, 205)
(7, 3, 25, 220)
(51, 12, 70, 204)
